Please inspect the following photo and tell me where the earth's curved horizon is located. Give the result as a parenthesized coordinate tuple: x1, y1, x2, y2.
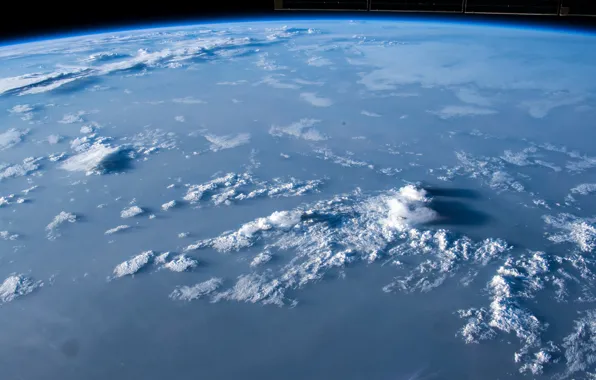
(0, 18, 595, 380)
(2, 15, 595, 49)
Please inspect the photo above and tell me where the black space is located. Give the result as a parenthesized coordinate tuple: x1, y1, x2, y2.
(1, 1, 596, 44)
(0, 3, 274, 44)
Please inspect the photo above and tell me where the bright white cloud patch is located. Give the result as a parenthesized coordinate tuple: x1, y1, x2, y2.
(172, 97, 206, 104)
(0, 36, 265, 95)
(47, 134, 62, 144)
(204, 133, 250, 152)
(382, 185, 438, 232)
(8, 104, 33, 114)
(163, 254, 198, 272)
(8, 104, 34, 120)
(269, 118, 327, 141)
(0, 69, 86, 96)
(105, 225, 131, 235)
(217, 80, 248, 85)
(182, 172, 322, 206)
(0, 128, 28, 150)
(161, 200, 177, 211)
(543, 214, 596, 253)
(46, 211, 77, 240)
(112, 251, 154, 278)
(61, 143, 124, 175)
(457, 251, 551, 375)
(120, 206, 144, 218)
(562, 310, 596, 378)
(300, 92, 333, 107)
(0, 274, 42, 304)
(169, 278, 223, 301)
(79, 125, 94, 134)
(570, 184, 596, 196)
(361, 110, 381, 117)
(0, 157, 41, 181)
(0, 231, 19, 240)
(250, 251, 273, 267)
(430, 105, 497, 119)
(58, 111, 86, 124)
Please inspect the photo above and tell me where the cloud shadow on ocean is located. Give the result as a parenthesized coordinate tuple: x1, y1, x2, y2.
(50, 77, 103, 96)
(422, 186, 482, 200)
(425, 198, 492, 227)
(96, 148, 134, 174)
(300, 211, 345, 229)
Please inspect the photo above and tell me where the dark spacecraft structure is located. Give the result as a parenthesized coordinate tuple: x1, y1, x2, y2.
(274, 0, 595, 17)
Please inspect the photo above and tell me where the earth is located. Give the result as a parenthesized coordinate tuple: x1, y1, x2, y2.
(0, 18, 595, 380)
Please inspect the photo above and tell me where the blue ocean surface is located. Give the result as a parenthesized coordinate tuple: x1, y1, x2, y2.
(0, 19, 595, 379)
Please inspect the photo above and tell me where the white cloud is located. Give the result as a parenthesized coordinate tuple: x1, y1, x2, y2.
(256, 54, 287, 71)
(361, 110, 381, 117)
(60, 143, 123, 175)
(0, 231, 19, 240)
(356, 40, 596, 94)
(80, 125, 93, 134)
(251, 251, 273, 267)
(172, 97, 206, 104)
(0, 157, 41, 181)
(0, 274, 42, 304)
(300, 92, 332, 107)
(46, 211, 77, 240)
(20, 77, 81, 95)
(257, 75, 300, 89)
(455, 88, 492, 107)
(121, 206, 144, 218)
(47, 134, 62, 144)
(294, 79, 324, 86)
(58, 111, 86, 124)
(520, 95, 584, 119)
(204, 133, 251, 152)
(430, 105, 497, 119)
(0, 69, 88, 96)
(163, 254, 197, 272)
(307, 56, 332, 67)
(112, 251, 154, 278)
(105, 225, 131, 235)
(0, 128, 28, 150)
(217, 80, 248, 85)
(269, 119, 327, 141)
(161, 200, 177, 211)
(169, 278, 222, 301)
(570, 183, 596, 196)
(8, 104, 33, 113)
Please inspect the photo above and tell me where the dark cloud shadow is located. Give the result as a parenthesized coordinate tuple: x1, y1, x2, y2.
(423, 186, 482, 200)
(425, 199, 492, 227)
(72, 213, 87, 223)
(98, 149, 133, 174)
(51, 76, 103, 96)
(300, 211, 345, 229)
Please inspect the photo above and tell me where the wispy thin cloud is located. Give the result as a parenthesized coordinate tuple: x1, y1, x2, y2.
(430, 105, 497, 119)
(300, 92, 333, 107)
